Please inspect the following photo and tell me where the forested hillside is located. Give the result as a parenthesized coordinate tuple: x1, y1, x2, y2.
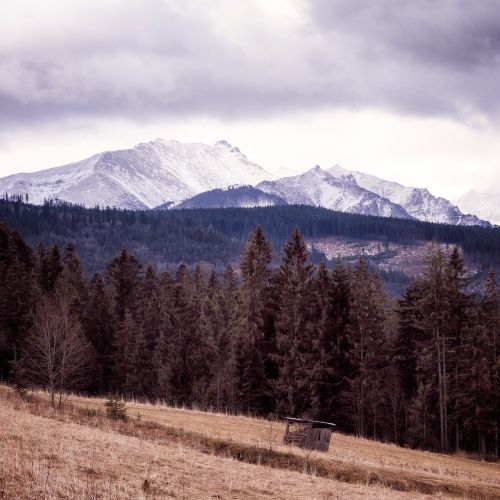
(1, 218, 499, 457)
(1, 197, 500, 275)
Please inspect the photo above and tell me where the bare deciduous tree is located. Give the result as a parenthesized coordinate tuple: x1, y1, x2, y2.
(23, 295, 93, 406)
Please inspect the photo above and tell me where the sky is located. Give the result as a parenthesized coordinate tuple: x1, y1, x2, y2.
(1, 0, 500, 200)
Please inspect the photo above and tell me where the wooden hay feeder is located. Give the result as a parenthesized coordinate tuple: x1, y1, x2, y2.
(283, 417, 336, 452)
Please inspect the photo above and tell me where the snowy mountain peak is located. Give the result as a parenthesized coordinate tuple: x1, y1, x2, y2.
(214, 139, 233, 148)
(0, 139, 273, 210)
(214, 139, 243, 155)
(326, 165, 489, 226)
(0, 139, 491, 227)
(257, 167, 411, 219)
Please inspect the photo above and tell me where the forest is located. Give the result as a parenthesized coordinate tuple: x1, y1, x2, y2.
(1, 196, 500, 274)
(0, 217, 499, 458)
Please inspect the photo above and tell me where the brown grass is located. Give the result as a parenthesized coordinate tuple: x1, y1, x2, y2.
(1, 384, 498, 499)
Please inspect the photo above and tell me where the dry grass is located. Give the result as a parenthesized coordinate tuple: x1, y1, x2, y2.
(0, 387, 424, 500)
(69, 393, 500, 498)
(0, 384, 498, 499)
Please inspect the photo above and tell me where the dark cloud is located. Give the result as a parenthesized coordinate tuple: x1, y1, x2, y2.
(307, 0, 500, 117)
(1, 0, 500, 126)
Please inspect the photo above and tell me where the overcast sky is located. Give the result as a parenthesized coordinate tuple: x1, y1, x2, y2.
(1, 0, 499, 199)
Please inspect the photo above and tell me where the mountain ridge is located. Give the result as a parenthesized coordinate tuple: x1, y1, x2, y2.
(0, 138, 490, 226)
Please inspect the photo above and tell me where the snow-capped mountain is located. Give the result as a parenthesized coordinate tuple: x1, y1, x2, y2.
(0, 139, 273, 209)
(257, 166, 411, 219)
(455, 190, 500, 226)
(175, 185, 287, 209)
(327, 165, 489, 226)
(0, 138, 491, 227)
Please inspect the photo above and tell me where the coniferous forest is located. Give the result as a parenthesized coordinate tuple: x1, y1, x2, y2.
(1, 217, 499, 459)
(2, 196, 500, 274)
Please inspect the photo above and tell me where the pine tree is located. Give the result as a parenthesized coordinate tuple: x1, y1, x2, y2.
(135, 265, 162, 397)
(168, 264, 211, 406)
(417, 247, 451, 452)
(274, 228, 314, 417)
(126, 322, 151, 398)
(234, 227, 273, 414)
(479, 272, 500, 457)
(106, 249, 142, 322)
(153, 271, 176, 401)
(344, 257, 387, 438)
(309, 262, 339, 420)
(0, 223, 36, 381)
(395, 279, 426, 442)
(200, 270, 234, 409)
(396, 280, 424, 403)
(113, 309, 138, 394)
(445, 247, 473, 451)
(58, 242, 88, 320)
(37, 244, 63, 294)
(83, 273, 116, 392)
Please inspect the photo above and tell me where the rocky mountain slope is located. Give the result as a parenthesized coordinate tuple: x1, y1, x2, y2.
(0, 139, 272, 209)
(257, 166, 411, 219)
(327, 165, 488, 226)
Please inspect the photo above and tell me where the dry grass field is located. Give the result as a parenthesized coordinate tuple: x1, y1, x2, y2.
(0, 384, 499, 499)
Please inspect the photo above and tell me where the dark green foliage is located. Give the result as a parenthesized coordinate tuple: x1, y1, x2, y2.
(0, 223, 36, 380)
(344, 257, 388, 438)
(2, 198, 500, 279)
(234, 227, 274, 414)
(106, 249, 142, 321)
(274, 228, 314, 416)
(83, 273, 116, 393)
(309, 261, 351, 424)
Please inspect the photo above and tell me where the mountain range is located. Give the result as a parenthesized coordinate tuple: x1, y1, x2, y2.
(0, 138, 492, 226)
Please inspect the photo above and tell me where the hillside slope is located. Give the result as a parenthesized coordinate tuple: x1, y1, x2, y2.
(1, 200, 499, 295)
(175, 185, 287, 209)
(1, 385, 498, 499)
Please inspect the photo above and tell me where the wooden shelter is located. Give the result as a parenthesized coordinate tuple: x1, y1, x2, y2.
(283, 417, 336, 452)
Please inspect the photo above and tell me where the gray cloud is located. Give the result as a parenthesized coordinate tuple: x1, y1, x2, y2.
(1, 0, 500, 126)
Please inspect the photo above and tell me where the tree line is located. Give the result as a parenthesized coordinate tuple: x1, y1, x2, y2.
(0, 221, 498, 458)
(2, 196, 500, 276)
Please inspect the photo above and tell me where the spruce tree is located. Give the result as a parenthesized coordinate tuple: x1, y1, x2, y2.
(0, 223, 36, 381)
(134, 264, 161, 398)
(153, 271, 176, 401)
(83, 273, 116, 392)
(417, 247, 451, 452)
(234, 226, 273, 414)
(58, 242, 88, 320)
(309, 262, 340, 421)
(479, 272, 500, 457)
(445, 246, 473, 451)
(37, 244, 63, 294)
(344, 257, 387, 438)
(106, 249, 142, 322)
(274, 228, 314, 417)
